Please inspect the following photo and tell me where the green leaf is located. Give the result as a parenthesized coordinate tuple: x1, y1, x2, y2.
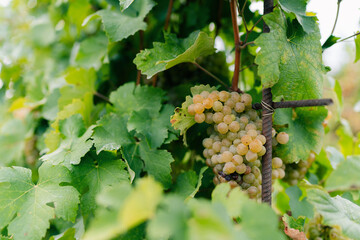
(282, 214, 305, 231)
(278, 0, 317, 33)
(170, 96, 196, 137)
(139, 141, 174, 189)
(75, 32, 108, 69)
(0, 119, 27, 166)
(71, 151, 130, 214)
(134, 31, 215, 78)
(0, 163, 80, 240)
(286, 186, 314, 218)
(109, 82, 165, 116)
(96, 0, 156, 42)
(307, 188, 360, 239)
(128, 104, 174, 148)
(93, 114, 133, 154)
(173, 167, 208, 200)
(190, 84, 217, 95)
(326, 146, 344, 169)
(255, 8, 325, 93)
(274, 107, 327, 163)
(355, 33, 360, 62)
(119, 0, 134, 11)
(211, 184, 286, 240)
(40, 114, 94, 167)
(147, 195, 190, 240)
(336, 120, 354, 157)
(83, 177, 163, 240)
(322, 35, 340, 50)
(325, 156, 360, 192)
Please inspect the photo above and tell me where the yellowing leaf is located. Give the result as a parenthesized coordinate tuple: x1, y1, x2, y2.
(119, 177, 163, 231)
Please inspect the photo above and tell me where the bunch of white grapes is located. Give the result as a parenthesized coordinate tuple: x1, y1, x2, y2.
(305, 214, 348, 240)
(283, 152, 316, 185)
(186, 90, 289, 198)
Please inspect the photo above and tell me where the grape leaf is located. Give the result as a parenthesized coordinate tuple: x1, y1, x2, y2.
(93, 114, 133, 154)
(307, 188, 360, 239)
(355, 33, 360, 62)
(274, 107, 327, 163)
(325, 156, 360, 192)
(322, 35, 340, 50)
(173, 167, 208, 200)
(211, 184, 285, 240)
(190, 84, 217, 95)
(0, 119, 27, 166)
(282, 214, 305, 231)
(170, 96, 196, 137)
(128, 104, 174, 149)
(278, 0, 317, 33)
(139, 141, 174, 189)
(40, 114, 94, 167)
(147, 195, 191, 240)
(255, 8, 325, 93)
(72, 151, 130, 215)
(0, 163, 79, 240)
(96, 0, 156, 42)
(59, 68, 96, 108)
(134, 31, 215, 78)
(119, 0, 134, 11)
(67, 0, 92, 29)
(285, 186, 314, 218)
(75, 32, 108, 69)
(83, 177, 162, 240)
(109, 82, 165, 116)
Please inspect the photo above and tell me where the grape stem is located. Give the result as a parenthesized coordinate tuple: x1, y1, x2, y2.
(94, 91, 112, 105)
(330, 0, 342, 36)
(136, 30, 144, 85)
(336, 32, 360, 43)
(192, 62, 230, 89)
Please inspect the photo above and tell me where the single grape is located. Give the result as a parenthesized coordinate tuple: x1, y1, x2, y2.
(245, 150, 258, 162)
(230, 92, 241, 102)
(193, 94, 204, 104)
(212, 112, 224, 123)
(213, 101, 223, 112)
(256, 135, 266, 145)
(272, 157, 283, 168)
(202, 138, 213, 148)
(234, 102, 245, 113)
(232, 154, 243, 165)
(258, 146, 266, 156)
(221, 151, 233, 163)
(236, 143, 248, 155)
(235, 163, 247, 174)
(200, 91, 210, 99)
(209, 92, 219, 101)
(233, 139, 242, 146)
(249, 139, 263, 153)
(276, 132, 289, 144)
(212, 141, 221, 152)
(241, 135, 252, 145)
(241, 93, 252, 106)
(221, 138, 232, 147)
(195, 113, 205, 123)
(194, 103, 205, 114)
(205, 112, 214, 124)
(223, 162, 236, 174)
(229, 145, 237, 154)
(225, 99, 235, 108)
(272, 169, 279, 179)
(223, 114, 234, 124)
(243, 173, 255, 184)
(245, 123, 257, 131)
(239, 116, 249, 124)
(222, 105, 232, 115)
(229, 121, 240, 133)
(203, 98, 214, 109)
(217, 122, 229, 134)
(247, 129, 257, 139)
(188, 104, 196, 115)
(219, 91, 230, 102)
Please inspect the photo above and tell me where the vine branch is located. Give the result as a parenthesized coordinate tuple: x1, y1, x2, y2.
(230, 0, 241, 91)
(330, 0, 342, 35)
(94, 91, 112, 104)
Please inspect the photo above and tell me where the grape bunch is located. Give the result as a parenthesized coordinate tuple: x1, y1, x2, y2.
(305, 215, 348, 240)
(283, 152, 316, 185)
(186, 90, 289, 198)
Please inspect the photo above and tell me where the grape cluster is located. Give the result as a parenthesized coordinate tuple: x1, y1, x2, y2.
(305, 215, 347, 240)
(186, 90, 289, 198)
(283, 152, 316, 185)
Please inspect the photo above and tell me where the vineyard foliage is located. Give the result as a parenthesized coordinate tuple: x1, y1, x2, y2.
(0, 0, 360, 239)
